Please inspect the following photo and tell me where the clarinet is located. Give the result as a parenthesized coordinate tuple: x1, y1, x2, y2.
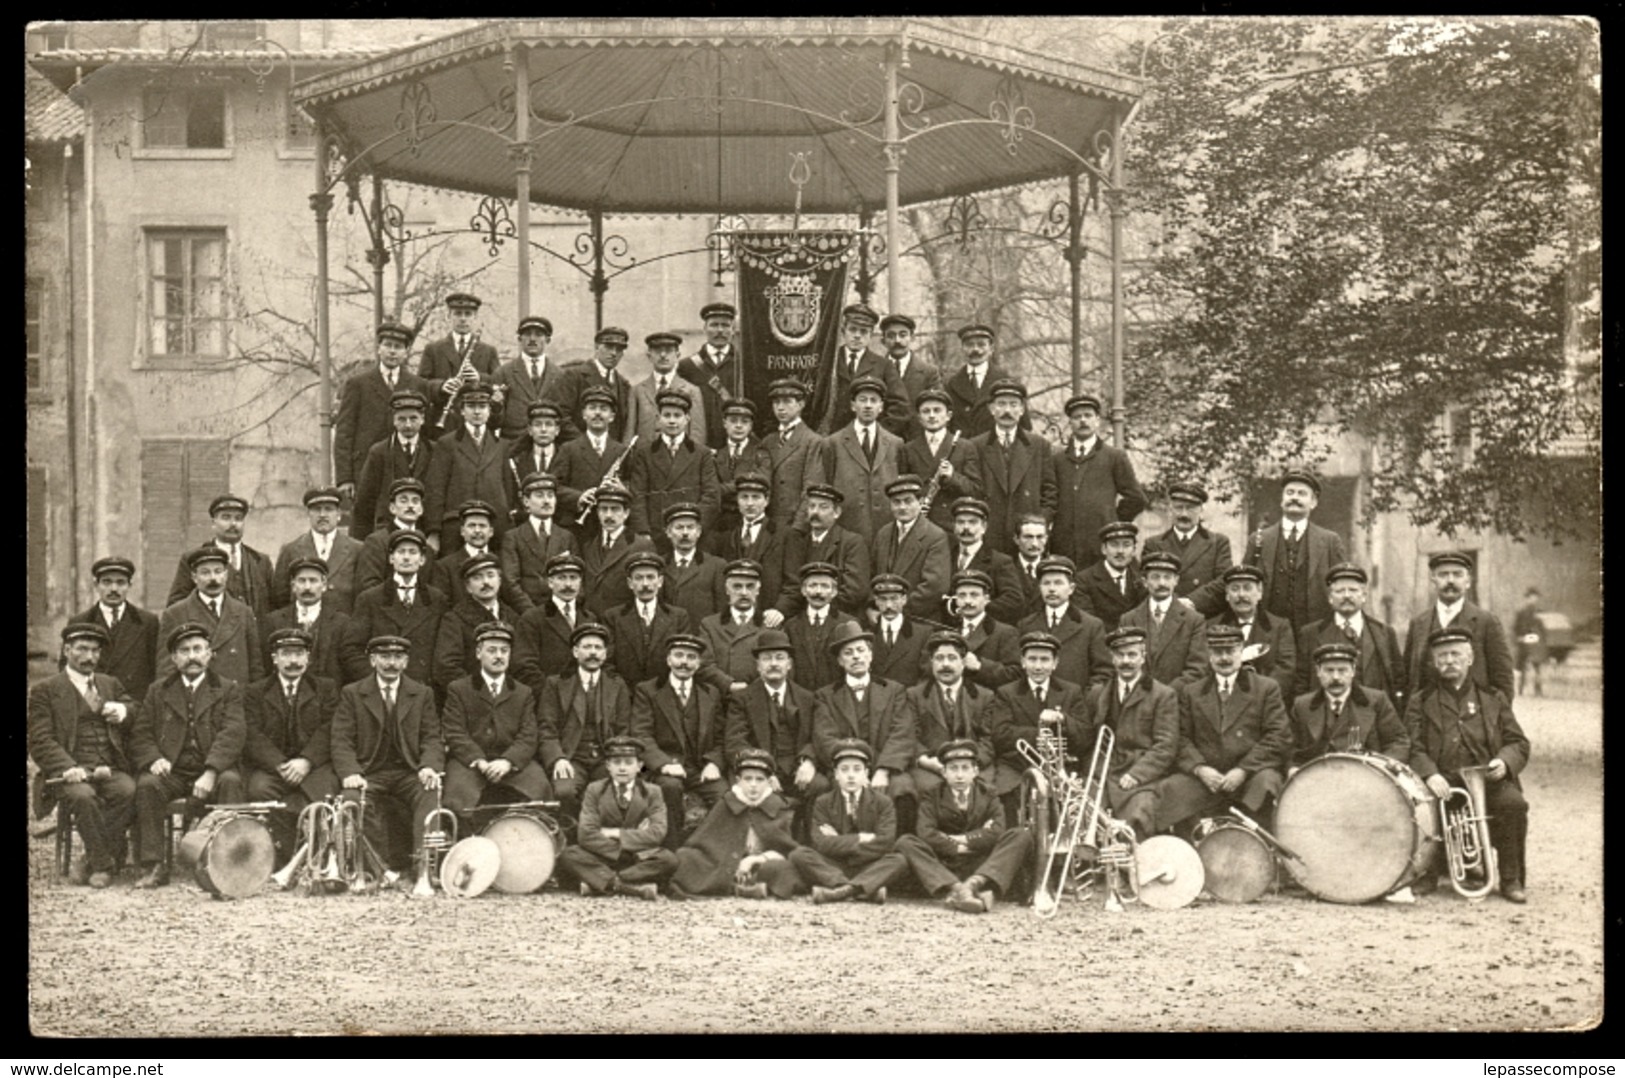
(575, 436, 639, 525)
(434, 329, 483, 431)
(921, 430, 962, 513)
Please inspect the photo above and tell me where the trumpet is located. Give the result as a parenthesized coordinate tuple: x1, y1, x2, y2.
(575, 435, 638, 525)
(435, 330, 483, 430)
(413, 773, 458, 898)
(1441, 765, 1499, 900)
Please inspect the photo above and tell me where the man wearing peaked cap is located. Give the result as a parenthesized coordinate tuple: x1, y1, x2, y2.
(761, 376, 819, 532)
(969, 377, 1053, 559)
(1118, 549, 1209, 692)
(714, 397, 769, 542)
(68, 555, 161, 700)
(335, 321, 434, 499)
(559, 325, 634, 443)
(493, 314, 573, 442)
(165, 493, 276, 621)
(945, 321, 1023, 440)
(1291, 562, 1406, 704)
(1016, 553, 1114, 691)
(669, 741, 806, 900)
(809, 617, 919, 829)
(1401, 551, 1515, 703)
(509, 550, 600, 692)
(259, 555, 352, 685)
(431, 499, 532, 614)
(984, 627, 1091, 817)
(1287, 639, 1409, 773)
(129, 619, 249, 887)
(424, 370, 513, 555)
(949, 568, 1023, 691)
(439, 619, 554, 825)
(1143, 480, 1234, 599)
(904, 629, 998, 803)
(419, 291, 500, 428)
(501, 470, 575, 609)
(816, 372, 904, 546)
(624, 384, 722, 544)
(710, 471, 783, 608)
(791, 737, 909, 905)
(820, 301, 903, 435)
(1073, 520, 1146, 632)
(874, 472, 952, 622)
(503, 400, 567, 521)
(629, 629, 729, 850)
(353, 390, 437, 543)
(627, 330, 709, 449)
(1046, 389, 1147, 575)
(774, 483, 872, 623)
(158, 545, 263, 688)
(340, 526, 451, 688)
(1086, 622, 1181, 840)
(662, 502, 728, 623)
(576, 482, 658, 616)
(877, 312, 943, 442)
(28, 621, 138, 887)
(535, 620, 636, 816)
(240, 625, 342, 849)
(781, 563, 858, 692)
(945, 494, 1025, 626)
(903, 388, 983, 534)
(274, 486, 362, 616)
(1206, 564, 1297, 692)
(691, 559, 776, 697)
(554, 731, 679, 900)
(353, 476, 433, 597)
(678, 301, 742, 452)
(552, 381, 629, 542)
(430, 547, 525, 705)
(862, 572, 926, 688)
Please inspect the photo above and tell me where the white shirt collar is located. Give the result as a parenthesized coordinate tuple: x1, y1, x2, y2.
(807, 605, 830, 625)
(183, 673, 206, 692)
(670, 674, 692, 693)
(394, 573, 417, 588)
(553, 596, 575, 616)
(213, 539, 239, 556)
(925, 429, 945, 451)
(958, 540, 982, 563)
(578, 669, 598, 690)
(483, 672, 505, 694)
(602, 525, 624, 545)
(853, 420, 875, 438)
(1282, 519, 1304, 541)
(962, 613, 986, 634)
(296, 600, 322, 621)
(809, 528, 829, 544)
(1150, 596, 1169, 616)
(733, 607, 757, 625)
(779, 418, 801, 434)
(880, 612, 903, 629)
(593, 360, 614, 380)
(1339, 610, 1366, 634)
(100, 601, 124, 620)
(1029, 679, 1049, 696)
(588, 431, 608, 452)
(665, 434, 685, 452)
(524, 353, 547, 372)
(66, 668, 93, 693)
(846, 675, 870, 691)
(1437, 598, 1465, 622)
(638, 598, 657, 619)
(1072, 434, 1099, 455)
(1118, 675, 1140, 698)
(530, 516, 552, 534)
(1174, 526, 1197, 543)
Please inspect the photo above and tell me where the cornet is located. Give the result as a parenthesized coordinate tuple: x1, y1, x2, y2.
(1441, 765, 1499, 900)
(413, 773, 458, 898)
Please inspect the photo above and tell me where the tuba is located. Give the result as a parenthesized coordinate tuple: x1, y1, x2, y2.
(413, 773, 458, 898)
(1441, 765, 1499, 900)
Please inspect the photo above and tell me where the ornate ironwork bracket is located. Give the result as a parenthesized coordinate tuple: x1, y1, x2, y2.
(989, 76, 1036, 155)
(395, 80, 437, 157)
(470, 196, 516, 258)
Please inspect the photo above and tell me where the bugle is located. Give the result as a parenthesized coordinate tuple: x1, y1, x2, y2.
(413, 773, 458, 898)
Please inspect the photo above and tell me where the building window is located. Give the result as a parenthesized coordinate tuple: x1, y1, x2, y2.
(142, 86, 227, 150)
(147, 230, 228, 358)
(141, 439, 231, 610)
(1444, 406, 1475, 467)
(26, 276, 44, 390)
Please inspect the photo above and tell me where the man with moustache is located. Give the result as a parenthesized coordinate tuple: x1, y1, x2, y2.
(985, 631, 1091, 816)
(710, 473, 784, 609)
(866, 574, 931, 688)
(166, 494, 275, 621)
(539, 622, 636, 815)
(877, 314, 943, 441)
(354, 478, 434, 596)
(945, 497, 1024, 626)
(951, 570, 1023, 690)
(273, 487, 361, 615)
(242, 627, 340, 852)
(440, 621, 553, 822)
(1074, 522, 1147, 632)
(816, 377, 903, 547)
(694, 560, 773, 695)
(678, 302, 744, 451)
(970, 380, 1055, 558)
(1293, 563, 1406, 705)
(501, 401, 568, 517)
(631, 633, 729, 847)
(494, 315, 574, 442)
(774, 485, 871, 622)
(1016, 556, 1113, 690)
(723, 628, 828, 812)
(579, 486, 657, 616)
(602, 552, 693, 690)
(561, 326, 635, 437)
(432, 553, 524, 702)
(554, 386, 629, 540)
(1288, 642, 1409, 770)
(782, 563, 858, 692)
(625, 390, 722, 543)
(942, 324, 1025, 439)
(872, 475, 952, 623)
(69, 556, 160, 701)
(429, 500, 531, 613)
(905, 631, 997, 801)
(418, 292, 501, 427)
(1142, 482, 1233, 598)
(500, 472, 575, 610)
(662, 503, 728, 623)
(1046, 392, 1148, 573)
(1119, 551, 1209, 691)
(1196, 471, 1347, 630)
(625, 330, 709, 448)
(424, 382, 511, 553)
(1207, 565, 1297, 691)
(259, 558, 351, 683)
(513, 553, 600, 690)
(158, 547, 262, 686)
(1090, 625, 1181, 840)
(1402, 552, 1516, 702)
(1008, 514, 1052, 613)
(352, 390, 438, 541)
(335, 321, 432, 503)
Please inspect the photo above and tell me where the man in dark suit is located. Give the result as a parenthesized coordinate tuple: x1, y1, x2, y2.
(493, 315, 575, 442)
(969, 379, 1056, 558)
(791, 738, 907, 904)
(165, 493, 276, 621)
(949, 570, 1022, 690)
(259, 557, 351, 684)
(424, 382, 511, 552)
(1288, 642, 1409, 769)
(1017, 555, 1112, 690)
(242, 628, 340, 849)
(873, 474, 952, 622)
(559, 326, 635, 439)
(818, 302, 905, 435)
(625, 331, 708, 449)
(1089, 626, 1181, 839)
(69, 556, 160, 701)
(678, 302, 745, 452)
(694, 560, 772, 695)
(1207, 565, 1297, 691)
(762, 379, 820, 532)
(774, 484, 871, 620)
(626, 389, 722, 543)
(1158, 624, 1291, 833)
(431, 553, 524, 702)
(354, 478, 434, 596)
(579, 486, 658, 617)
(553, 735, 678, 899)
(867, 574, 931, 688)
(501, 472, 575, 610)
(158, 547, 262, 686)
(811, 621, 919, 815)
(942, 324, 1027, 440)
(783, 563, 858, 692)
(335, 321, 433, 502)
(537, 622, 635, 813)
(1046, 392, 1148, 573)
(603, 552, 691, 689)
(630, 632, 729, 848)
(1402, 551, 1516, 702)
(341, 529, 449, 687)
(129, 622, 248, 887)
(440, 621, 552, 823)
(1294, 563, 1406, 704)
(713, 399, 771, 541)
(28, 624, 136, 887)
(352, 390, 437, 541)
(905, 631, 997, 800)
(1195, 470, 1347, 629)
(985, 630, 1091, 814)
(1119, 552, 1209, 691)
(1009, 514, 1052, 613)
(273, 487, 362, 615)
(710, 472, 784, 609)
(877, 314, 943, 441)
(817, 376, 903, 547)
(512, 553, 598, 690)
(417, 291, 500, 429)
(896, 737, 1033, 913)
(902, 389, 982, 535)
(723, 629, 827, 810)
(1406, 627, 1531, 902)
(661, 503, 728, 623)
(553, 385, 628, 539)
(501, 401, 567, 518)
(1142, 481, 1232, 598)
(331, 634, 444, 872)
(1074, 521, 1146, 631)
(945, 497, 1024, 625)
(429, 500, 531, 613)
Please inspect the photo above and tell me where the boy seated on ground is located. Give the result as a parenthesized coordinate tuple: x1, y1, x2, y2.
(669, 747, 804, 900)
(555, 735, 678, 901)
(789, 738, 906, 905)
(896, 738, 1034, 914)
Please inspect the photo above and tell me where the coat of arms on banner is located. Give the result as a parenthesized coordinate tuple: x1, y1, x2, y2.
(764, 273, 822, 347)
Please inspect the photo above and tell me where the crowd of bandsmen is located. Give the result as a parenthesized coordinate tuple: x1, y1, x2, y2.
(28, 295, 1530, 908)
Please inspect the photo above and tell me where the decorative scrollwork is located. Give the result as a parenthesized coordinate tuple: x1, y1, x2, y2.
(394, 80, 437, 156)
(321, 132, 351, 191)
(1038, 198, 1072, 241)
(495, 75, 577, 134)
(469, 196, 516, 258)
(672, 46, 751, 119)
(570, 229, 636, 275)
(989, 77, 1036, 155)
(896, 79, 931, 134)
(841, 74, 884, 127)
(380, 202, 411, 249)
(943, 195, 988, 247)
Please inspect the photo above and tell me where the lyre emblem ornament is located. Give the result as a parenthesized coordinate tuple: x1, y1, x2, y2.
(765, 273, 822, 348)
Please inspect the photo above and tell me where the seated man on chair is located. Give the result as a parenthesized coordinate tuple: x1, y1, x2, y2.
(630, 632, 728, 849)
(555, 735, 678, 900)
(28, 623, 137, 887)
(129, 622, 249, 888)
(440, 621, 553, 828)
(538, 622, 635, 817)
(242, 628, 340, 855)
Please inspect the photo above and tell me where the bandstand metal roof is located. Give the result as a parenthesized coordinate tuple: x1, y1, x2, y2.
(293, 18, 1142, 215)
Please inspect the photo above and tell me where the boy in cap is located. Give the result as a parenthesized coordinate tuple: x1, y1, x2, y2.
(165, 493, 276, 620)
(816, 375, 903, 546)
(158, 546, 262, 685)
(896, 738, 1034, 913)
(710, 472, 783, 606)
(441, 621, 553, 823)
(28, 623, 137, 886)
(873, 473, 952, 621)
(243, 626, 340, 853)
(903, 389, 983, 534)
(625, 388, 722, 541)
(1016, 555, 1113, 689)
(714, 398, 770, 538)
(260, 557, 351, 684)
(1089, 625, 1179, 839)
(556, 735, 678, 900)
(1046, 391, 1147, 572)
(501, 472, 576, 609)
(273, 486, 362, 615)
(663, 502, 728, 622)
(968, 379, 1056, 558)
(353, 389, 437, 541)
(1293, 562, 1406, 705)
(503, 400, 567, 514)
(425, 381, 512, 552)
(790, 738, 906, 904)
(335, 320, 431, 499)
(419, 291, 501, 425)
(355, 477, 434, 595)
(554, 384, 630, 539)
(1118, 551, 1209, 691)
(432, 551, 524, 702)
(1288, 642, 1409, 771)
(867, 572, 931, 687)
(1074, 521, 1146, 631)
(68, 555, 160, 700)
(626, 330, 709, 448)
(631, 632, 728, 848)
(985, 630, 1091, 817)
(679, 302, 743, 451)
(538, 621, 636, 814)
(342, 528, 450, 686)
(494, 315, 572, 442)
(774, 484, 872, 621)
(762, 378, 819, 531)
(1207, 564, 1297, 690)
(130, 622, 249, 887)
(1142, 481, 1232, 597)
(670, 747, 804, 899)
(905, 630, 997, 800)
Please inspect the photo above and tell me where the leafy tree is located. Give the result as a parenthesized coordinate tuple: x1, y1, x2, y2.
(1121, 17, 1600, 541)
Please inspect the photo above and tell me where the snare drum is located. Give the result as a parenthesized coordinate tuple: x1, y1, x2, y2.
(1193, 819, 1275, 903)
(177, 811, 276, 899)
(481, 808, 561, 894)
(1274, 752, 1440, 904)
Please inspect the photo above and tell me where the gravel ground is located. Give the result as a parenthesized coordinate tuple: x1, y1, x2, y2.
(27, 696, 1602, 1036)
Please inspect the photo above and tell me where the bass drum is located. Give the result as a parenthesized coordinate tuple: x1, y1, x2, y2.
(1193, 820, 1275, 903)
(177, 811, 276, 899)
(481, 809, 562, 894)
(1274, 752, 1440, 904)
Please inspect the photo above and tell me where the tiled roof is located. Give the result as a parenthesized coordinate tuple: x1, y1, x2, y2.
(25, 64, 83, 144)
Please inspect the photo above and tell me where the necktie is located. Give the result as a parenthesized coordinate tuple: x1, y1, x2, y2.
(1001, 433, 1012, 450)
(885, 623, 895, 646)
(383, 684, 396, 712)
(1116, 574, 1126, 596)
(810, 613, 822, 628)
(730, 444, 741, 463)
(848, 351, 860, 377)
(299, 607, 314, 630)
(472, 426, 484, 442)
(1027, 561, 1037, 580)
(207, 598, 221, 622)
(386, 369, 396, 389)
(971, 366, 983, 390)
(955, 791, 969, 811)
(1219, 679, 1232, 703)
(1049, 609, 1060, 629)
(107, 605, 121, 630)
(846, 794, 859, 821)
(1152, 604, 1165, 628)
(959, 551, 972, 572)
(400, 587, 414, 609)
(780, 427, 790, 445)
(285, 681, 298, 709)
(528, 359, 538, 383)
(1331, 699, 1343, 721)
(852, 683, 865, 704)
(402, 439, 416, 456)
(1343, 619, 1359, 643)
(658, 375, 668, 393)
(861, 427, 872, 461)
(618, 783, 630, 809)
(564, 602, 575, 627)
(229, 546, 240, 572)
(83, 679, 102, 714)
(641, 605, 654, 628)
(676, 682, 689, 708)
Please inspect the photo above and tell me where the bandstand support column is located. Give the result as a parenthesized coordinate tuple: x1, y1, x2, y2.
(1108, 112, 1127, 446)
(883, 45, 902, 314)
(511, 44, 533, 322)
(1068, 169, 1084, 397)
(312, 127, 334, 485)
